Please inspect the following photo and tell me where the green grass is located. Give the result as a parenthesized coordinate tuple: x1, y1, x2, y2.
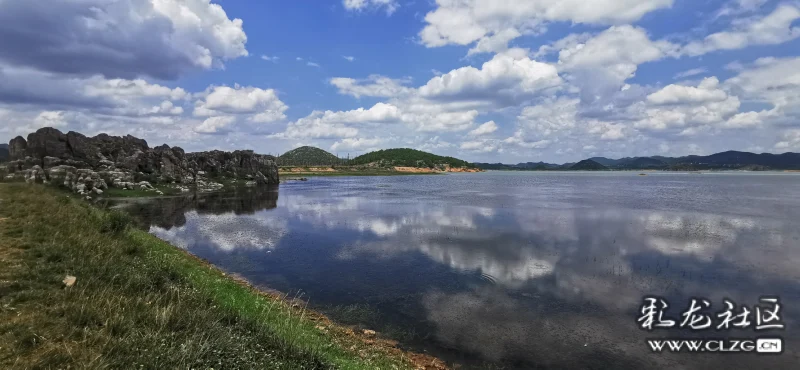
(0, 184, 427, 369)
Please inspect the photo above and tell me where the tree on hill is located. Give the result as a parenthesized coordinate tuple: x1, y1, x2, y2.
(351, 148, 474, 169)
(278, 146, 343, 166)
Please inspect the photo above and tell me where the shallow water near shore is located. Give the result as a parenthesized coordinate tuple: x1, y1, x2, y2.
(115, 172, 800, 369)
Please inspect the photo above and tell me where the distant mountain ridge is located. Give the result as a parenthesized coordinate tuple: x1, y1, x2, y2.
(516, 161, 561, 170)
(475, 150, 800, 171)
(473, 161, 560, 170)
(589, 156, 668, 169)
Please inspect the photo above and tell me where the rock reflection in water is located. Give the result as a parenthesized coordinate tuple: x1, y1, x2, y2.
(119, 185, 279, 229)
(120, 174, 800, 369)
(116, 186, 285, 252)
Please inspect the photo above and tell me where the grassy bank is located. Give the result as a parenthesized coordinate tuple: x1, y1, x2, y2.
(0, 184, 445, 369)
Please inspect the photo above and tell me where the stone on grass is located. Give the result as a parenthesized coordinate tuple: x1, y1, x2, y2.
(63, 275, 77, 287)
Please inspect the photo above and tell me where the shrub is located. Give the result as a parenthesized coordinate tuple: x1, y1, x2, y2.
(100, 210, 132, 234)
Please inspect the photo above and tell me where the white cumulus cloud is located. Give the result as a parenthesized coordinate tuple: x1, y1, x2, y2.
(195, 116, 236, 134)
(193, 85, 288, 123)
(329, 75, 414, 98)
(331, 137, 384, 151)
(468, 121, 499, 136)
(683, 4, 800, 56)
(343, 0, 398, 15)
(419, 0, 674, 51)
(0, 0, 248, 80)
(419, 54, 563, 108)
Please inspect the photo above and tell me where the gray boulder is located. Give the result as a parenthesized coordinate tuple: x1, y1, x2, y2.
(47, 165, 78, 188)
(43, 156, 64, 168)
(25, 165, 45, 184)
(186, 150, 278, 185)
(9, 136, 28, 160)
(25, 127, 71, 159)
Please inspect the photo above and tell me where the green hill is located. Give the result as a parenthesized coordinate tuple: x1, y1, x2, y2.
(351, 148, 474, 169)
(278, 146, 342, 166)
(570, 159, 608, 171)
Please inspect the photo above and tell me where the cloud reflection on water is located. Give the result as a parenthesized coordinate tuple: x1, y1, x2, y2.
(151, 211, 287, 252)
(125, 175, 800, 369)
(303, 193, 800, 368)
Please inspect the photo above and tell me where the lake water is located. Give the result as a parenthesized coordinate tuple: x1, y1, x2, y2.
(116, 172, 800, 369)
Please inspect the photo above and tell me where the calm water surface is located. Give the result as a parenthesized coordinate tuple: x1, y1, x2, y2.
(117, 172, 800, 369)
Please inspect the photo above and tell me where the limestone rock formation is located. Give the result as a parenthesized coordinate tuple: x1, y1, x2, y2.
(8, 136, 27, 160)
(1, 127, 279, 195)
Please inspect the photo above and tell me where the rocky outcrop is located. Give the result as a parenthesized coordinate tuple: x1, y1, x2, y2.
(8, 136, 26, 160)
(185, 150, 279, 185)
(1, 127, 279, 195)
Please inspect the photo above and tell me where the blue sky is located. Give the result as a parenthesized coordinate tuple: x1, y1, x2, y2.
(1, 0, 799, 163)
